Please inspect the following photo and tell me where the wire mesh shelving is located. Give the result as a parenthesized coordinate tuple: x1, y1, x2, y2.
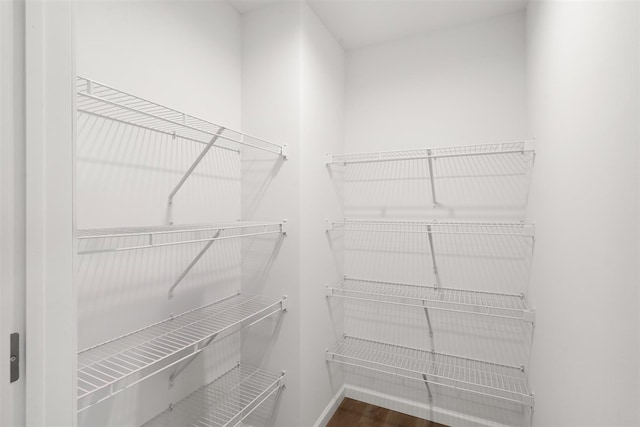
(326, 141, 533, 165)
(77, 293, 287, 411)
(76, 76, 286, 157)
(142, 364, 285, 427)
(327, 336, 533, 407)
(327, 277, 534, 322)
(323, 141, 537, 421)
(77, 221, 286, 255)
(326, 219, 534, 238)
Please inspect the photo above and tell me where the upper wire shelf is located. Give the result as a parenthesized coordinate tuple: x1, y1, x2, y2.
(326, 219, 534, 238)
(76, 76, 287, 157)
(327, 277, 534, 322)
(142, 364, 285, 427)
(326, 141, 533, 165)
(327, 336, 533, 407)
(77, 293, 287, 411)
(77, 221, 287, 255)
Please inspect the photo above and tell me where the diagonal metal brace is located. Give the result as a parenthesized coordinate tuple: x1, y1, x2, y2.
(168, 229, 222, 298)
(422, 373, 434, 402)
(426, 149, 438, 207)
(169, 333, 219, 385)
(426, 225, 441, 289)
(423, 306, 435, 352)
(423, 306, 435, 403)
(168, 127, 225, 206)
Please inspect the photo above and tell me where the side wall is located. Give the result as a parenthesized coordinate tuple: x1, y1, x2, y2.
(526, 2, 640, 426)
(76, 2, 244, 425)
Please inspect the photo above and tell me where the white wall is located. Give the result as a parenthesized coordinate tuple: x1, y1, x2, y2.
(76, 2, 245, 425)
(77, 1, 241, 129)
(300, 4, 346, 426)
(332, 11, 532, 427)
(526, 2, 640, 426)
(240, 4, 302, 426)
(344, 11, 527, 155)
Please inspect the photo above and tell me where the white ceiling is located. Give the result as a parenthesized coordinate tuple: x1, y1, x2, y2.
(226, 0, 281, 14)
(227, 0, 529, 50)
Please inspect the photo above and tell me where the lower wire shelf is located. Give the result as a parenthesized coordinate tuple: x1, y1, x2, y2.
(327, 277, 535, 322)
(326, 336, 534, 407)
(77, 293, 287, 412)
(142, 364, 285, 427)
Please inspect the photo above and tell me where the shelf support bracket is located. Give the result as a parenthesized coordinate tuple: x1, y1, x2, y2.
(426, 225, 441, 289)
(168, 127, 225, 209)
(169, 333, 219, 386)
(168, 229, 222, 298)
(426, 149, 437, 207)
(423, 306, 435, 353)
(423, 308, 436, 403)
(422, 373, 433, 403)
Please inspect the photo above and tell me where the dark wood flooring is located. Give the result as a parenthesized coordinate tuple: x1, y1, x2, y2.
(327, 398, 449, 427)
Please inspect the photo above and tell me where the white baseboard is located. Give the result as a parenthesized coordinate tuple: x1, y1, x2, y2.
(344, 385, 513, 427)
(312, 386, 345, 427)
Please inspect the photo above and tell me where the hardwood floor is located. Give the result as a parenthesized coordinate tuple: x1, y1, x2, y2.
(326, 398, 449, 427)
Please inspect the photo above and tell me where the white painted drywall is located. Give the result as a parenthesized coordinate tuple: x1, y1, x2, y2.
(240, 3, 302, 426)
(526, 2, 640, 426)
(300, 4, 346, 426)
(344, 11, 527, 155)
(76, 1, 241, 130)
(333, 12, 532, 426)
(76, 2, 245, 425)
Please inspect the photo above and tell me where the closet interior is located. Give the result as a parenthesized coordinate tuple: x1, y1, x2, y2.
(15, 1, 627, 427)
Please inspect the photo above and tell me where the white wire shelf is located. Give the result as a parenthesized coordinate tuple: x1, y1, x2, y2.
(142, 364, 285, 427)
(326, 219, 534, 238)
(327, 277, 534, 322)
(77, 293, 287, 411)
(77, 221, 287, 255)
(326, 141, 533, 165)
(327, 336, 533, 407)
(76, 76, 286, 157)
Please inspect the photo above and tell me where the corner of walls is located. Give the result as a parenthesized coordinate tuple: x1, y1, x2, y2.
(300, 4, 347, 426)
(239, 3, 303, 426)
